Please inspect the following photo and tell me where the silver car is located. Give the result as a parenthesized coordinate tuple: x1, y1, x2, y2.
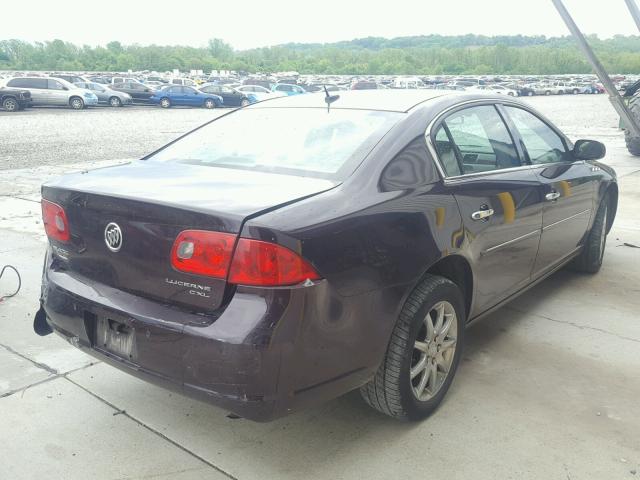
(74, 81, 132, 107)
(4, 77, 98, 109)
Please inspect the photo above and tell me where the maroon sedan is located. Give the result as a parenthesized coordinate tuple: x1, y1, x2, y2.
(35, 90, 617, 421)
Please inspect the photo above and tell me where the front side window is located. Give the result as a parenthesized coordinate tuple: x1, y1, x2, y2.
(47, 79, 65, 90)
(504, 106, 569, 164)
(436, 105, 521, 175)
(147, 108, 401, 180)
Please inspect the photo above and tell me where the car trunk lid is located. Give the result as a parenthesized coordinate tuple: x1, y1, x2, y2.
(42, 161, 336, 313)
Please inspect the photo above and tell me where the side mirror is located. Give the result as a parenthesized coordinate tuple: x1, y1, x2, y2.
(573, 139, 606, 161)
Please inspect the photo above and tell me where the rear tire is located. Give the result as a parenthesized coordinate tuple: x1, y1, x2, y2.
(70, 96, 84, 110)
(571, 195, 609, 273)
(160, 97, 171, 108)
(109, 96, 122, 107)
(204, 98, 216, 109)
(545, 90, 551, 96)
(2, 97, 19, 112)
(625, 95, 640, 156)
(360, 274, 465, 420)
(240, 98, 250, 107)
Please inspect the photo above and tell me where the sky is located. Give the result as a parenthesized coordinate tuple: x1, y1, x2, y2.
(3, 0, 638, 50)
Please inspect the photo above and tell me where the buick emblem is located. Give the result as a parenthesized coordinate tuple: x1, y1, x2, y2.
(104, 222, 123, 252)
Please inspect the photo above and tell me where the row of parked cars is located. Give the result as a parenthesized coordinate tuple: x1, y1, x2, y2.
(0, 74, 306, 111)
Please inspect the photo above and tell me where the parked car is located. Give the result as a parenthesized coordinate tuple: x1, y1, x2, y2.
(109, 81, 156, 104)
(144, 81, 166, 89)
(74, 82, 132, 107)
(88, 76, 112, 84)
(169, 78, 197, 87)
(198, 84, 255, 106)
(35, 90, 617, 422)
(0, 86, 31, 111)
(351, 80, 378, 90)
(272, 83, 307, 95)
(150, 85, 223, 109)
(470, 85, 519, 96)
(532, 83, 562, 95)
(52, 74, 89, 85)
(235, 84, 285, 101)
(4, 77, 98, 109)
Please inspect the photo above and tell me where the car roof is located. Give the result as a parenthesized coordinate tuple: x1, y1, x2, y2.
(249, 89, 478, 113)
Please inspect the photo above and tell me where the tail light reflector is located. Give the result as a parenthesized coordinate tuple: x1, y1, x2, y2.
(170, 230, 321, 286)
(42, 200, 70, 242)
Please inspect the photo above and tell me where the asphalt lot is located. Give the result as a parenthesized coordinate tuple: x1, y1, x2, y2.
(1, 95, 639, 479)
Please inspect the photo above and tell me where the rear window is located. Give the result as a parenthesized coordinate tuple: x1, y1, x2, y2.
(147, 108, 401, 179)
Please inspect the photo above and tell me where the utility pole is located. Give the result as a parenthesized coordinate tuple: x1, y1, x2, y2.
(624, 0, 640, 32)
(551, 0, 640, 137)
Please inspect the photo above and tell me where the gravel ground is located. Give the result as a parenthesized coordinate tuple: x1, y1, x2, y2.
(0, 106, 226, 170)
(0, 94, 623, 171)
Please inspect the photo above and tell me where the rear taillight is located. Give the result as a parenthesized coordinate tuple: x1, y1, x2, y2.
(228, 238, 321, 287)
(170, 230, 321, 287)
(41, 200, 70, 242)
(171, 230, 235, 277)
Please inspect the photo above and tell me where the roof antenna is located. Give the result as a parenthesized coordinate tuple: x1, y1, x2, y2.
(324, 86, 340, 113)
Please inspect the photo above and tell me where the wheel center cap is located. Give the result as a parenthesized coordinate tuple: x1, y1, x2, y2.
(428, 343, 438, 356)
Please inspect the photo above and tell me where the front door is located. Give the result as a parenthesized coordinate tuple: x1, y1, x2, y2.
(502, 106, 597, 276)
(433, 104, 544, 316)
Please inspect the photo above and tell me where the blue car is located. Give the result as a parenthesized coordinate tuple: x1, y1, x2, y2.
(271, 83, 307, 96)
(150, 85, 223, 109)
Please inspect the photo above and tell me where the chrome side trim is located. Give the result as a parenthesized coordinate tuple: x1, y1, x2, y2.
(481, 230, 541, 256)
(543, 209, 591, 231)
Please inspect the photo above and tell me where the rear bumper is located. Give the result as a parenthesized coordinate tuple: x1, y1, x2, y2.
(39, 248, 384, 421)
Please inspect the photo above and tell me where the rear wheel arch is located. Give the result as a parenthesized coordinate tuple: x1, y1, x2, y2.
(419, 254, 474, 321)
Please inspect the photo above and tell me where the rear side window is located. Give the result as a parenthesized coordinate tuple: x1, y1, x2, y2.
(433, 126, 462, 176)
(503, 106, 569, 164)
(8, 78, 47, 89)
(435, 105, 521, 176)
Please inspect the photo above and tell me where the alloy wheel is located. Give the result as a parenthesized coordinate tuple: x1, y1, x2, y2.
(410, 301, 458, 402)
(3, 98, 17, 111)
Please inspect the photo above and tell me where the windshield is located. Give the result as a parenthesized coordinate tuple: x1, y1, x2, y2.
(146, 108, 401, 179)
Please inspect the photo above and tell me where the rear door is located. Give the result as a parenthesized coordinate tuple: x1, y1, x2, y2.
(502, 105, 597, 276)
(432, 104, 544, 316)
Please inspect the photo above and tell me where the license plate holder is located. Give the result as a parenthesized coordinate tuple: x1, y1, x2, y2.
(95, 314, 137, 361)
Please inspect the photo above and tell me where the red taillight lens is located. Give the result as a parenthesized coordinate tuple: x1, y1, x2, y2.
(170, 230, 235, 278)
(41, 200, 70, 242)
(228, 238, 321, 287)
(170, 230, 321, 286)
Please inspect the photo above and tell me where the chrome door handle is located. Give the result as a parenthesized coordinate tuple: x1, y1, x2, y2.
(545, 192, 561, 201)
(471, 208, 495, 221)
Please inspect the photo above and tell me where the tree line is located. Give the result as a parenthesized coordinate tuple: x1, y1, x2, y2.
(1, 34, 639, 75)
